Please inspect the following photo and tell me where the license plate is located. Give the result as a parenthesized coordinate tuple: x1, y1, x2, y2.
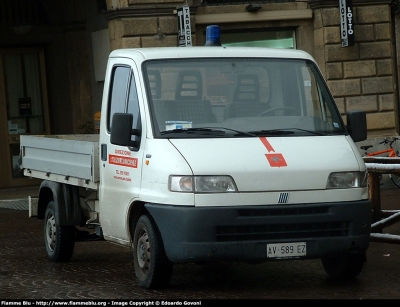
(267, 242, 306, 258)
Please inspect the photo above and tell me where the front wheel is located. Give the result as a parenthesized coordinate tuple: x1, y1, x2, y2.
(390, 173, 400, 188)
(44, 201, 75, 262)
(321, 252, 366, 279)
(133, 214, 173, 289)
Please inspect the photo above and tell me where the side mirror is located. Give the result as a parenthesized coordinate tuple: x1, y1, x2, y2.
(346, 110, 367, 142)
(110, 113, 134, 146)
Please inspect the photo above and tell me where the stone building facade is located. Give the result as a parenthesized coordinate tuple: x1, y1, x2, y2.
(311, 1, 397, 139)
(102, 0, 398, 138)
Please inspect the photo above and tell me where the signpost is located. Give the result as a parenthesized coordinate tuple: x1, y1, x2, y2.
(178, 6, 192, 47)
(339, 0, 354, 47)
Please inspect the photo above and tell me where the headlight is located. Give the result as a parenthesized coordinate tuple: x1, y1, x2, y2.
(326, 171, 368, 189)
(169, 175, 237, 193)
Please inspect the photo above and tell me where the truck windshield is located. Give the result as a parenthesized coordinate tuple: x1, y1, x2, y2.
(143, 58, 346, 138)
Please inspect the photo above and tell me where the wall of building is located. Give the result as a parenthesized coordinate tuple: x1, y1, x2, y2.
(104, 0, 191, 49)
(1, 0, 397, 138)
(311, 0, 397, 138)
(194, 1, 314, 53)
(2, 0, 397, 137)
(102, 0, 398, 139)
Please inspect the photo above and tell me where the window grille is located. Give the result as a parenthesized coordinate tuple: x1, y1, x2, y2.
(0, 0, 47, 28)
(202, 0, 296, 6)
(391, 0, 400, 16)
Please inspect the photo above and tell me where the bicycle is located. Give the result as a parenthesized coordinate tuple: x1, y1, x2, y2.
(360, 137, 400, 188)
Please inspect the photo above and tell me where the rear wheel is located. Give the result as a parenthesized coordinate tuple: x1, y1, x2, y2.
(321, 252, 366, 279)
(44, 201, 75, 262)
(133, 214, 173, 289)
(390, 173, 400, 188)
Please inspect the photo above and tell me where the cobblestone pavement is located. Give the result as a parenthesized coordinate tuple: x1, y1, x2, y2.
(1, 184, 400, 300)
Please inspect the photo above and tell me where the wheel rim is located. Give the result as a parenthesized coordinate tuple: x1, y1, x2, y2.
(45, 212, 56, 252)
(136, 229, 150, 273)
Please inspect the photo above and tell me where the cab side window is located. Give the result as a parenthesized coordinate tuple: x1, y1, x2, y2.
(127, 73, 141, 147)
(107, 65, 142, 149)
(108, 66, 130, 131)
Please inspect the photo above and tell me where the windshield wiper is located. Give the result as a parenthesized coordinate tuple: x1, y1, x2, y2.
(289, 128, 326, 135)
(248, 128, 326, 136)
(161, 127, 325, 137)
(203, 127, 256, 136)
(160, 128, 224, 135)
(161, 127, 256, 136)
(248, 129, 294, 136)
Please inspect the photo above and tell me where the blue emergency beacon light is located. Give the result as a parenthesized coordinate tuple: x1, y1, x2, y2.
(204, 25, 221, 46)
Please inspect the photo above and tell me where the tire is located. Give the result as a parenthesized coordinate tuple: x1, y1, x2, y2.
(390, 173, 400, 188)
(321, 252, 366, 279)
(133, 214, 173, 289)
(44, 201, 75, 262)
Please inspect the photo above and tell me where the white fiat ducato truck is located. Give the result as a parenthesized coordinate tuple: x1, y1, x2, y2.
(20, 43, 371, 289)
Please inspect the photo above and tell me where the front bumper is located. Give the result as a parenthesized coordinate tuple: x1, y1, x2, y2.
(145, 200, 372, 263)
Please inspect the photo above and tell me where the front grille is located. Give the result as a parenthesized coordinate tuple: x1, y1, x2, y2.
(238, 206, 329, 217)
(216, 221, 350, 242)
(214, 204, 348, 242)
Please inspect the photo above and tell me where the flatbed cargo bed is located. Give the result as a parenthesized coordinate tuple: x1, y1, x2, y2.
(20, 134, 99, 190)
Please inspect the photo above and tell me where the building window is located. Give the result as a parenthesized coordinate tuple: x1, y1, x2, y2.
(221, 29, 295, 49)
(202, 0, 296, 6)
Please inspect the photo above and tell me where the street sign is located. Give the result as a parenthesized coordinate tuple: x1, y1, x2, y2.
(339, 0, 354, 47)
(177, 6, 192, 47)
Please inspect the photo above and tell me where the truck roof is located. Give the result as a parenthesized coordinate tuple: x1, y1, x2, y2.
(109, 46, 315, 62)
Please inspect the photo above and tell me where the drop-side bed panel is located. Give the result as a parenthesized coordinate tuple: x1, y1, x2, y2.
(20, 134, 100, 184)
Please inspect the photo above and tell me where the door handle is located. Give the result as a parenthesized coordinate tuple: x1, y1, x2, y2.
(101, 143, 107, 161)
